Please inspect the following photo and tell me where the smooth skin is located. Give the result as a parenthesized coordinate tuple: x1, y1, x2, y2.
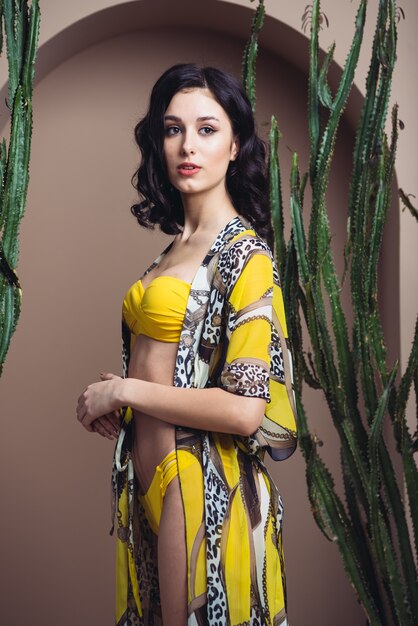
(77, 87, 266, 624)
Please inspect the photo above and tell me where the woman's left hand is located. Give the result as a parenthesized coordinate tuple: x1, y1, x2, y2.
(76, 372, 124, 431)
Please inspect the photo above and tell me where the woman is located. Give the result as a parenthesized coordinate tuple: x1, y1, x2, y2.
(76, 63, 297, 626)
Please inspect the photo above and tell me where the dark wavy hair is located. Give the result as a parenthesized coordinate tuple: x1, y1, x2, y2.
(130, 63, 274, 249)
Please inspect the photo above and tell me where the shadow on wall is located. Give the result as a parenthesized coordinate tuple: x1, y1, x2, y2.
(0, 2, 398, 626)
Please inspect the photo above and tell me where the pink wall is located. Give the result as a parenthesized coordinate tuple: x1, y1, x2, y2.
(0, 5, 403, 625)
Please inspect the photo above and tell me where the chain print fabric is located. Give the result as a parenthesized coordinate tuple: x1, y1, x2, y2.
(111, 215, 298, 625)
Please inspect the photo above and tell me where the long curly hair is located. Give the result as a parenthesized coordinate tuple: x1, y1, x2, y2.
(130, 63, 274, 249)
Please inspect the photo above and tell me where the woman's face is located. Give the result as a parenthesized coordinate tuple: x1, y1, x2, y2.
(162, 87, 239, 197)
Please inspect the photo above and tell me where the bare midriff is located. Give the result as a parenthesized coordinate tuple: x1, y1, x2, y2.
(128, 331, 180, 496)
(126, 215, 240, 495)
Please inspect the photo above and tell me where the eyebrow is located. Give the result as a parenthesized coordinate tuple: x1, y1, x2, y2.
(164, 115, 220, 123)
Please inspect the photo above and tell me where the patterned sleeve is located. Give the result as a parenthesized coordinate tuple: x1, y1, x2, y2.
(218, 243, 273, 401)
(216, 236, 298, 460)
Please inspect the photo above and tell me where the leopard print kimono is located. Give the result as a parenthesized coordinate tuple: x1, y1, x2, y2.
(111, 214, 297, 625)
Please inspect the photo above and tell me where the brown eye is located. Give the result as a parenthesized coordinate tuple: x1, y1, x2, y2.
(165, 126, 181, 136)
(200, 126, 215, 135)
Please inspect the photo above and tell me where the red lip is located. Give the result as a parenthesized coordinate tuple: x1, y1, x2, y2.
(177, 162, 202, 177)
(177, 162, 201, 169)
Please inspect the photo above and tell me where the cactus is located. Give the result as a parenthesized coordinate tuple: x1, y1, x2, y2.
(243, 1, 417, 624)
(0, 0, 40, 376)
(242, 0, 265, 113)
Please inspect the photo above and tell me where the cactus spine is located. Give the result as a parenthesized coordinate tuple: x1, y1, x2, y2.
(0, 0, 40, 376)
(243, 1, 418, 624)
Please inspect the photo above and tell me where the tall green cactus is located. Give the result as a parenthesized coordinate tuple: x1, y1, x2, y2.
(243, 1, 418, 624)
(0, 0, 40, 376)
(242, 0, 265, 114)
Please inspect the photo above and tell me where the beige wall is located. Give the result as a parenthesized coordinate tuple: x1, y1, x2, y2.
(0, 2, 415, 625)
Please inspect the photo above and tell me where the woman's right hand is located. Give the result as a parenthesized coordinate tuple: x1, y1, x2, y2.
(91, 410, 121, 440)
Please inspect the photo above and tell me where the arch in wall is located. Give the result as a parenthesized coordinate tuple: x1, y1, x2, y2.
(0, 3, 400, 626)
(1, 0, 373, 134)
(0, 0, 400, 463)
(2, 0, 397, 356)
(0, 2, 400, 444)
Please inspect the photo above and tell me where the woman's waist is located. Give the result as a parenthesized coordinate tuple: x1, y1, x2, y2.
(127, 333, 179, 378)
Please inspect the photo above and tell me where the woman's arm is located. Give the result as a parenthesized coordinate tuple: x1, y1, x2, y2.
(77, 242, 276, 439)
(122, 377, 266, 436)
(76, 373, 266, 437)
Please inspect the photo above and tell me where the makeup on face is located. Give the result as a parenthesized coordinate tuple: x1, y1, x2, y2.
(162, 88, 239, 193)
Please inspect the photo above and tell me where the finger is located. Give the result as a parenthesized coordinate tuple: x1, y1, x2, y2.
(79, 407, 94, 432)
(111, 421, 120, 434)
(97, 417, 117, 440)
(95, 419, 112, 439)
(105, 411, 121, 432)
(76, 389, 89, 411)
(92, 422, 106, 438)
(76, 391, 89, 420)
(76, 395, 84, 414)
(94, 420, 111, 439)
(106, 415, 120, 437)
(76, 404, 87, 423)
(83, 421, 95, 433)
(99, 372, 121, 381)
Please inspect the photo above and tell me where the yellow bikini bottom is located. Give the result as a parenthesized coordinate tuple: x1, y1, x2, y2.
(137, 448, 178, 535)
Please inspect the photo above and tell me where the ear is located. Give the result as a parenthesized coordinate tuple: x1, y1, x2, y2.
(230, 135, 240, 162)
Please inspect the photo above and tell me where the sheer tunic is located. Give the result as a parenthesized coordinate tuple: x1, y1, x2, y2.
(111, 215, 298, 626)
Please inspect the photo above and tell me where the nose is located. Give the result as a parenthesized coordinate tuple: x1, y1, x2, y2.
(180, 129, 196, 155)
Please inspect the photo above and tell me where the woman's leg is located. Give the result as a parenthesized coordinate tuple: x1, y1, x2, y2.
(158, 474, 188, 626)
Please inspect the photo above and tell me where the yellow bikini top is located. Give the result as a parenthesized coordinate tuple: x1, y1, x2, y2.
(122, 274, 191, 343)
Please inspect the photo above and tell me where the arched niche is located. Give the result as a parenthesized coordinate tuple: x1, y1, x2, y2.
(0, 3, 398, 626)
